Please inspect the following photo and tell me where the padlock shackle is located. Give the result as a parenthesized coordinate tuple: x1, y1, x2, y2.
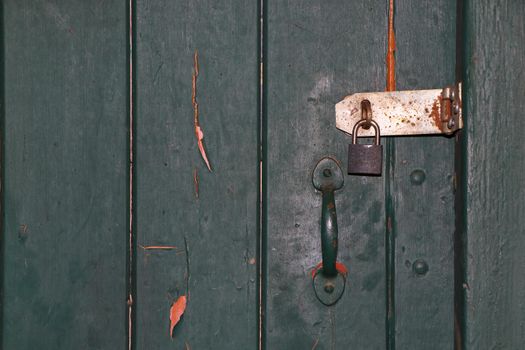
(352, 119, 381, 145)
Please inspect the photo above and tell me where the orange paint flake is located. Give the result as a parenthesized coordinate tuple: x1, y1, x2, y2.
(386, 0, 396, 92)
(311, 261, 348, 279)
(170, 295, 187, 337)
(139, 244, 177, 251)
(192, 50, 212, 172)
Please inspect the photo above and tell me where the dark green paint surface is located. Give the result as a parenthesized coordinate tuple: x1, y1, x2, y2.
(393, 1, 456, 349)
(1, 1, 128, 349)
(7, 1, 520, 349)
(134, 1, 258, 348)
(265, 1, 388, 348)
(463, 1, 525, 348)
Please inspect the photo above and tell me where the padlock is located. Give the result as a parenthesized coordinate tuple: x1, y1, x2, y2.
(348, 119, 383, 175)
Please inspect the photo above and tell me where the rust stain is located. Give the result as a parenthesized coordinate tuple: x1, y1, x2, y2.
(454, 313, 463, 350)
(192, 50, 212, 172)
(386, 0, 396, 91)
(387, 216, 393, 232)
(193, 167, 199, 199)
(430, 98, 444, 131)
(441, 96, 452, 122)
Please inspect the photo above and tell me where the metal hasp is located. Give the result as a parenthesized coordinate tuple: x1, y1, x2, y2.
(311, 157, 346, 306)
(336, 83, 463, 137)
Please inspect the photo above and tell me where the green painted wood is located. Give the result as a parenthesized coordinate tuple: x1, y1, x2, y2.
(134, 1, 258, 348)
(1, 1, 128, 349)
(463, 1, 525, 348)
(265, 2, 388, 348)
(392, 1, 456, 349)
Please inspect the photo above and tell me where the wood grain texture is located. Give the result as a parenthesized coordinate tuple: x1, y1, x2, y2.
(1, 1, 128, 349)
(134, 1, 258, 348)
(265, 2, 387, 348)
(392, 1, 456, 349)
(463, 1, 525, 348)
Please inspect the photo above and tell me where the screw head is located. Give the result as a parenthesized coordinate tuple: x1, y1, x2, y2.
(324, 282, 335, 294)
(410, 169, 426, 185)
(323, 169, 332, 178)
(413, 259, 429, 276)
(453, 102, 460, 115)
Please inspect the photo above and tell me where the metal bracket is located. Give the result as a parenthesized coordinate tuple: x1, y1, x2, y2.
(336, 83, 463, 137)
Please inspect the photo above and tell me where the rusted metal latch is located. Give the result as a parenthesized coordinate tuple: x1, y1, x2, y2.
(336, 83, 463, 137)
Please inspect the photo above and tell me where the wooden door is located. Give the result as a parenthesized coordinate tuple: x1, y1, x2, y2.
(2, 1, 524, 349)
(264, 1, 455, 348)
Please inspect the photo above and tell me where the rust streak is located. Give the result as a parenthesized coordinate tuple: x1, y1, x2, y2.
(192, 50, 212, 172)
(386, 0, 396, 91)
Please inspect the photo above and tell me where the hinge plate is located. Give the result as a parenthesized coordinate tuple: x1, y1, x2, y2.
(336, 83, 463, 137)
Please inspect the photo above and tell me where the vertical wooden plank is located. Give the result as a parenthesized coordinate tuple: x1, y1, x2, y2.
(463, 1, 525, 348)
(1, 1, 128, 349)
(134, 1, 258, 348)
(392, 1, 456, 349)
(265, 2, 387, 348)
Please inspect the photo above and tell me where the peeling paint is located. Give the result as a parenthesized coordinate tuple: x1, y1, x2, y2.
(193, 168, 199, 199)
(386, 0, 396, 92)
(192, 50, 212, 172)
(169, 295, 187, 337)
(138, 244, 177, 251)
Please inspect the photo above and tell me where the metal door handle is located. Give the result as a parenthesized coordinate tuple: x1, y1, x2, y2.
(312, 157, 346, 305)
(319, 172, 339, 276)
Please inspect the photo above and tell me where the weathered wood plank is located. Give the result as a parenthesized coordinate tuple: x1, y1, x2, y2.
(392, 1, 456, 349)
(1, 1, 128, 348)
(463, 1, 525, 348)
(134, 1, 258, 348)
(265, 2, 387, 348)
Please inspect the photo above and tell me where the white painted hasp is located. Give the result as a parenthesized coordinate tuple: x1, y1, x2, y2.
(336, 87, 463, 137)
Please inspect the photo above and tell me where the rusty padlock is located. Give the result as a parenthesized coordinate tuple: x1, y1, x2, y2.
(347, 119, 382, 175)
